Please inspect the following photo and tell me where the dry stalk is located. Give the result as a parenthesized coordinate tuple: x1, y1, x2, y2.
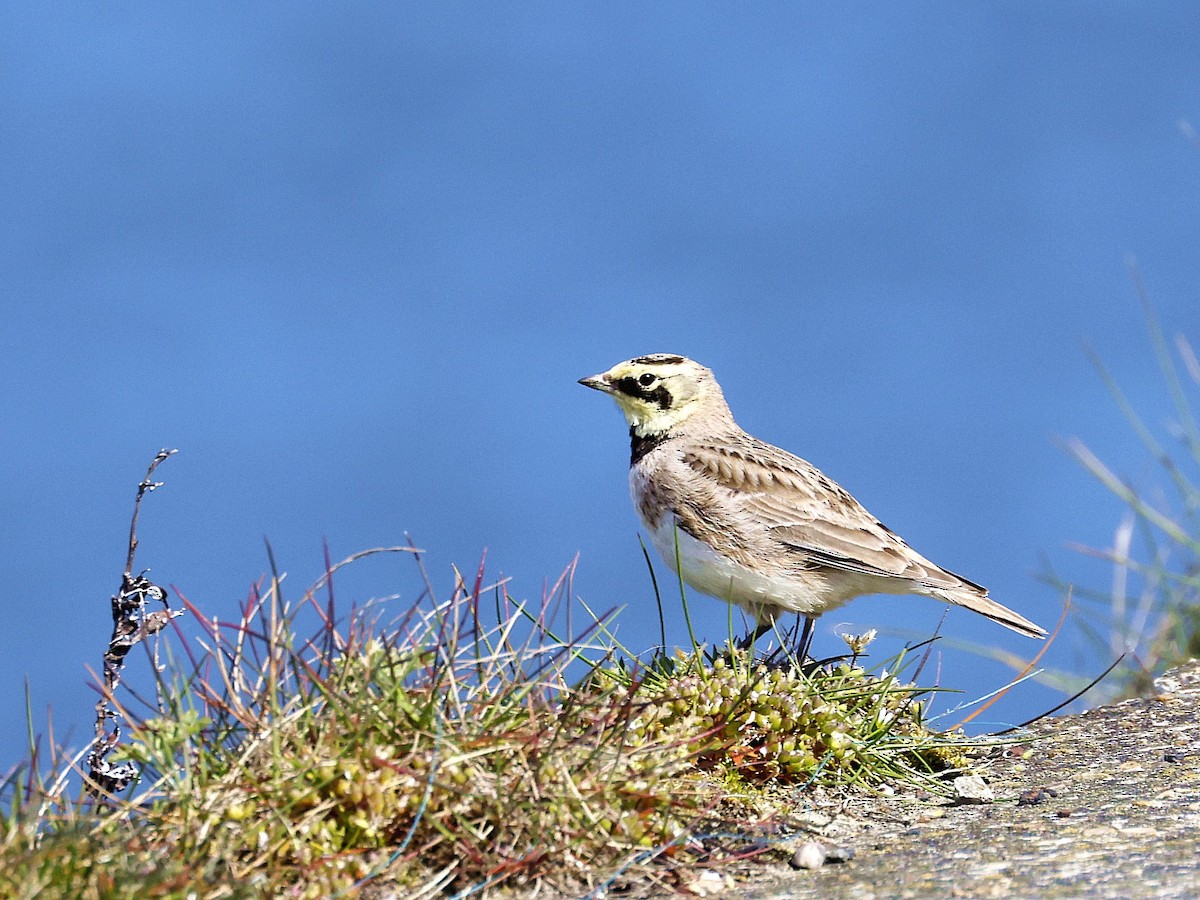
(86, 449, 185, 799)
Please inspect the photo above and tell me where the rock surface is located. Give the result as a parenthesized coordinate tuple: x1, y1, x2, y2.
(739, 659, 1200, 899)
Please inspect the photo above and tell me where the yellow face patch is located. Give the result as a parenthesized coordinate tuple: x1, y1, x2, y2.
(580, 356, 707, 436)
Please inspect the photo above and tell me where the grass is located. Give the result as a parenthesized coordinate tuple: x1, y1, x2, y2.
(0, 532, 1002, 898)
(1042, 281, 1200, 698)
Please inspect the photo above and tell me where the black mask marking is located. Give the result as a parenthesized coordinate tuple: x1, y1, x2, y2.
(615, 376, 673, 410)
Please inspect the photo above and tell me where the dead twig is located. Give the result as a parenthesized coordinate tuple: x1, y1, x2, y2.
(86, 449, 184, 800)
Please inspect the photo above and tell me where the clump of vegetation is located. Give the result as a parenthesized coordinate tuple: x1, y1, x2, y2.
(0, 457, 995, 898)
(598, 648, 969, 789)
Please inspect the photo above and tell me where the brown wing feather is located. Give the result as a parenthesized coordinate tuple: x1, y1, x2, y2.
(683, 435, 966, 589)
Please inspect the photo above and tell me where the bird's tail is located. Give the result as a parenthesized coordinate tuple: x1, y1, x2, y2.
(934, 586, 1047, 639)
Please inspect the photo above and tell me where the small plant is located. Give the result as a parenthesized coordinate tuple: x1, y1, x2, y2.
(593, 647, 970, 790)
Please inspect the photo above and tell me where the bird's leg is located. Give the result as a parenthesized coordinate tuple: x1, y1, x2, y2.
(795, 616, 816, 663)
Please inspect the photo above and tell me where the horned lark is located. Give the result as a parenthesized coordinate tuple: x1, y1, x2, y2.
(579, 354, 1046, 651)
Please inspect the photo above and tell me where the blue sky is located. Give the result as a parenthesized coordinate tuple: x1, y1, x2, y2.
(3, 4, 1199, 771)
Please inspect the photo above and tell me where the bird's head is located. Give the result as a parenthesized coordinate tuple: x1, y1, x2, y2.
(578, 354, 729, 436)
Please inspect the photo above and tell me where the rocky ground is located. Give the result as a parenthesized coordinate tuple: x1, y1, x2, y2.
(721, 659, 1200, 899)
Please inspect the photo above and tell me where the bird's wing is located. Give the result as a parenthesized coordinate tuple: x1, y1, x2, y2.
(682, 436, 969, 589)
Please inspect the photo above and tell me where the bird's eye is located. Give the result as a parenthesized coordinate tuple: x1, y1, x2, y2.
(638, 373, 657, 387)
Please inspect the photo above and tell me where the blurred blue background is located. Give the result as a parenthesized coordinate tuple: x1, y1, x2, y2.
(3, 3, 1199, 772)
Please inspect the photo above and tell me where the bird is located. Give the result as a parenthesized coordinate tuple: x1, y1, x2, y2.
(578, 353, 1046, 657)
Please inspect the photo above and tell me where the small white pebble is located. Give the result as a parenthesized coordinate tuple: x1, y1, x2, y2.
(952, 774, 995, 804)
(792, 840, 828, 870)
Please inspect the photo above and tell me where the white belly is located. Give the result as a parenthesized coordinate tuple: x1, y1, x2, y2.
(631, 471, 852, 623)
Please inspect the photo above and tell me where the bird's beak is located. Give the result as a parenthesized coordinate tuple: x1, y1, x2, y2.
(578, 373, 613, 393)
